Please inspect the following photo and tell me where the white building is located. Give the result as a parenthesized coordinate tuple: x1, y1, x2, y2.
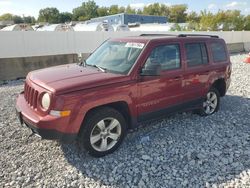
(36, 24, 74, 31)
(1, 24, 34, 31)
(74, 22, 114, 31)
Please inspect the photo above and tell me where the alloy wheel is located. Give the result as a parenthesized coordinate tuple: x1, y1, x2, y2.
(203, 91, 218, 115)
(90, 118, 121, 152)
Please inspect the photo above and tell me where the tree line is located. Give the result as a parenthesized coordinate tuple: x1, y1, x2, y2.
(0, 13, 36, 24)
(0, 1, 250, 31)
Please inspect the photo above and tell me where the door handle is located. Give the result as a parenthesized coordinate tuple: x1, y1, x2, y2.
(173, 76, 181, 80)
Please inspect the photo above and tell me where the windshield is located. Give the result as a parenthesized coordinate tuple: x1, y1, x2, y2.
(86, 40, 145, 74)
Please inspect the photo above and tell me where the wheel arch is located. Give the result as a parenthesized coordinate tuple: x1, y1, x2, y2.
(211, 78, 227, 97)
(79, 101, 134, 135)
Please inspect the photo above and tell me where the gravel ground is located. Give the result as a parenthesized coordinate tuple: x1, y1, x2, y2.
(0, 53, 250, 188)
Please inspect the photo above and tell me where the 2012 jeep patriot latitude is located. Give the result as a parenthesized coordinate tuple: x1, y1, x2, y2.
(16, 34, 231, 157)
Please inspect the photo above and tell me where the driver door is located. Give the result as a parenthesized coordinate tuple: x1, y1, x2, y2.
(137, 43, 184, 121)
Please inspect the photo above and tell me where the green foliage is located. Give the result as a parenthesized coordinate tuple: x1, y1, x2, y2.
(59, 12, 72, 23)
(170, 23, 182, 31)
(244, 15, 250, 30)
(72, 0, 98, 21)
(97, 7, 109, 17)
(143, 3, 161, 15)
(199, 10, 245, 31)
(23, 16, 36, 24)
(224, 10, 244, 31)
(125, 6, 135, 14)
(38, 7, 60, 23)
(143, 3, 169, 16)
(199, 10, 217, 30)
(119, 6, 126, 13)
(109, 5, 119, 15)
(0, 13, 36, 24)
(137, 9, 143, 15)
(12, 15, 23, 24)
(186, 11, 200, 30)
(169, 4, 187, 23)
(0, 13, 13, 21)
(187, 11, 200, 23)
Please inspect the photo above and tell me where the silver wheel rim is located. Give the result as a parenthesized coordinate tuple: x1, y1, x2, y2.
(90, 117, 121, 152)
(203, 91, 218, 114)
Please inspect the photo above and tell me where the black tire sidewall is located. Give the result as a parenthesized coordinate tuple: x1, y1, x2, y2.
(80, 107, 127, 157)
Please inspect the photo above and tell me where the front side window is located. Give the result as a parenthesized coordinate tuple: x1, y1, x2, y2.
(144, 44, 181, 71)
(185, 43, 208, 67)
(86, 41, 144, 74)
(211, 42, 227, 62)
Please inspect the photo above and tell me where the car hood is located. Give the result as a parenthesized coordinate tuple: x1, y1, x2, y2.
(28, 64, 129, 94)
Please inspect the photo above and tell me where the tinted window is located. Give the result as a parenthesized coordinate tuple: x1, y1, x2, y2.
(185, 43, 208, 67)
(211, 42, 227, 62)
(144, 44, 181, 71)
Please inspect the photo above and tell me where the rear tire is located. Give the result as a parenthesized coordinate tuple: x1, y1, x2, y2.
(78, 107, 127, 157)
(198, 87, 220, 116)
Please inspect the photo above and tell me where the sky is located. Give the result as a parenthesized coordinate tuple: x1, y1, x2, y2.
(0, 0, 250, 18)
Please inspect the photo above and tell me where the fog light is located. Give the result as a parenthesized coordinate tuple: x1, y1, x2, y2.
(50, 110, 71, 117)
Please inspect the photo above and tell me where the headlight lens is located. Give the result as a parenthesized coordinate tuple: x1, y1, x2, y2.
(41, 93, 50, 110)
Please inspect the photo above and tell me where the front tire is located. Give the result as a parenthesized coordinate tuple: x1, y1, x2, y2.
(79, 107, 127, 157)
(198, 87, 220, 116)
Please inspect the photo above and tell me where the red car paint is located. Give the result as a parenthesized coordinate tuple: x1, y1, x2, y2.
(16, 35, 231, 141)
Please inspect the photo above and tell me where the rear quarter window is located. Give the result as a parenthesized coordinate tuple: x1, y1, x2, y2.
(211, 42, 227, 62)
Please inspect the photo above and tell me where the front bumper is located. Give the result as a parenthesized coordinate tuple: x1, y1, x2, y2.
(16, 93, 77, 143)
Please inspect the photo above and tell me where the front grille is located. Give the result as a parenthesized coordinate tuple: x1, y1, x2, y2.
(24, 82, 39, 109)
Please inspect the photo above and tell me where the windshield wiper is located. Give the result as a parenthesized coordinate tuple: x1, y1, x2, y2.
(86, 64, 106, 72)
(94, 65, 106, 72)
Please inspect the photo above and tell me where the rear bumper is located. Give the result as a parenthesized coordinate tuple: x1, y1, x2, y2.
(16, 93, 77, 143)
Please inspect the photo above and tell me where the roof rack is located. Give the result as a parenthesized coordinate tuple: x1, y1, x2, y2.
(178, 34, 219, 38)
(139, 33, 220, 38)
(140, 34, 177, 37)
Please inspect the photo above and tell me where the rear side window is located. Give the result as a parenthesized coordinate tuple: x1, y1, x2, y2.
(185, 43, 208, 67)
(211, 42, 227, 62)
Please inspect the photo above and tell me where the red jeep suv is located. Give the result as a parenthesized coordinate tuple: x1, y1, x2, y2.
(16, 34, 231, 157)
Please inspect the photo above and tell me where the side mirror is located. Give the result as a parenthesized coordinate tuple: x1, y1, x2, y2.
(140, 63, 161, 76)
(78, 53, 87, 66)
(78, 53, 82, 63)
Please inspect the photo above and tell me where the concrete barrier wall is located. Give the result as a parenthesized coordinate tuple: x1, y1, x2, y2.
(227, 43, 245, 53)
(244, 42, 250, 52)
(0, 31, 250, 58)
(0, 54, 79, 81)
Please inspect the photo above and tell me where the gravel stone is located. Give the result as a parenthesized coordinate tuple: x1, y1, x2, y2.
(0, 53, 250, 187)
(141, 155, 151, 161)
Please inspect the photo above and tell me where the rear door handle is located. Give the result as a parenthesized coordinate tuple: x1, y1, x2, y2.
(173, 76, 181, 80)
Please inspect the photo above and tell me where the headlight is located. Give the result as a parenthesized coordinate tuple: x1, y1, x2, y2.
(41, 93, 50, 110)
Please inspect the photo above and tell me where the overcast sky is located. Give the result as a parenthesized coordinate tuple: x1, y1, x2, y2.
(0, 0, 250, 18)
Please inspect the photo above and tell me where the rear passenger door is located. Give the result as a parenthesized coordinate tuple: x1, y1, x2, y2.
(182, 42, 210, 103)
